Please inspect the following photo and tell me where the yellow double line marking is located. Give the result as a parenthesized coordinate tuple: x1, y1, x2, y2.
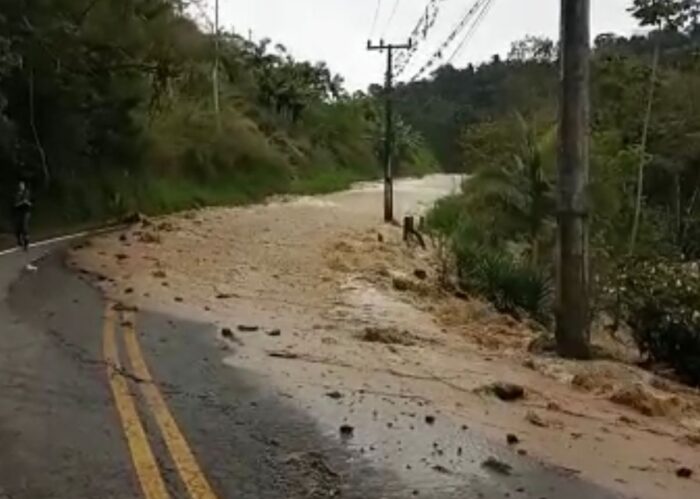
(103, 306, 218, 499)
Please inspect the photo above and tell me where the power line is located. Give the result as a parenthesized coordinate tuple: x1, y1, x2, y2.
(369, 0, 383, 39)
(406, 0, 491, 82)
(381, 0, 403, 37)
(395, 0, 450, 77)
(446, 0, 495, 64)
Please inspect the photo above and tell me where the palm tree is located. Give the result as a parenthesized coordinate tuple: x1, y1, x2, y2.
(463, 113, 555, 266)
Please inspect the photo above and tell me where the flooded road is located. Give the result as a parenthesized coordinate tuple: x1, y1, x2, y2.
(67, 174, 700, 498)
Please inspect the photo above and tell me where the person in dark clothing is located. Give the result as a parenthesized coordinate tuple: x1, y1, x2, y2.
(14, 181, 32, 251)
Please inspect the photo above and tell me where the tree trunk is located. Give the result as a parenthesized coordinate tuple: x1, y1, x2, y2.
(628, 42, 660, 254)
(555, 0, 591, 359)
(28, 67, 50, 186)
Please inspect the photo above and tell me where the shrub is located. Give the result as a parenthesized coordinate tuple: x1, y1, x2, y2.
(454, 240, 552, 325)
(619, 259, 700, 385)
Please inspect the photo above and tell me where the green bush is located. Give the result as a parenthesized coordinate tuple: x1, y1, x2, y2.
(453, 236, 552, 325)
(619, 259, 700, 385)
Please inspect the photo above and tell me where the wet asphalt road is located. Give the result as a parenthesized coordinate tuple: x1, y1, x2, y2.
(0, 241, 626, 498)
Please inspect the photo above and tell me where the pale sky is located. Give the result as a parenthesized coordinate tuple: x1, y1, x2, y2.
(208, 0, 642, 91)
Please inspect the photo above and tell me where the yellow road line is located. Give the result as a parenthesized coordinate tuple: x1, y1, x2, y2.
(122, 313, 218, 499)
(102, 306, 170, 499)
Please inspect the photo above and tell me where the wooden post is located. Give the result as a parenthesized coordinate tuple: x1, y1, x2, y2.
(555, 0, 591, 359)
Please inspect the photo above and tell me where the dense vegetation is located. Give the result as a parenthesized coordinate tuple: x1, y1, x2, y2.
(0, 0, 435, 229)
(419, 1, 700, 382)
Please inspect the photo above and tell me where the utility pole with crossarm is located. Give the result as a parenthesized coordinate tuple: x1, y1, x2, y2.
(367, 39, 412, 222)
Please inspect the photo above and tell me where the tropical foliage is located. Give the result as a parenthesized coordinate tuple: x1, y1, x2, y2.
(0, 0, 434, 228)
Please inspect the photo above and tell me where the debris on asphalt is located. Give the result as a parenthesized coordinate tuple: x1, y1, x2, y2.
(431, 464, 452, 474)
(138, 231, 161, 244)
(268, 350, 299, 359)
(507, 433, 520, 445)
(360, 326, 418, 347)
(112, 302, 138, 312)
(676, 467, 693, 479)
(525, 411, 549, 428)
(482, 382, 525, 401)
(482, 457, 513, 475)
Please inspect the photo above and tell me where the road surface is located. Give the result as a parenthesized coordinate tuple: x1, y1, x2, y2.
(0, 181, 625, 498)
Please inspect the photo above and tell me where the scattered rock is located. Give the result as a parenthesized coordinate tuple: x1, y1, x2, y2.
(237, 325, 260, 332)
(115, 253, 128, 261)
(152, 270, 167, 279)
(156, 221, 176, 232)
(216, 293, 235, 299)
(392, 275, 411, 292)
(413, 269, 428, 280)
(326, 391, 343, 400)
(525, 411, 548, 428)
(122, 212, 148, 225)
(174, 296, 183, 303)
(546, 401, 561, 412)
(267, 329, 282, 337)
(339, 424, 354, 438)
(431, 464, 452, 474)
(676, 467, 693, 479)
(619, 415, 637, 425)
(482, 457, 512, 475)
(268, 350, 299, 359)
(124, 287, 134, 294)
(425, 415, 435, 425)
(517, 449, 527, 456)
(377, 233, 384, 243)
(483, 382, 525, 402)
(112, 302, 138, 312)
(119, 234, 128, 242)
(360, 326, 420, 347)
(221, 328, 234, 339)
(138, 231, 161, 244)
(506, 433, 520, 445)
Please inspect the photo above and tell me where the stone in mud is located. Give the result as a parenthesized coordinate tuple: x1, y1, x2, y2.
(392, 275, 411, 292)
(431, 464, 452, 474)
(489, 382, 525, 401)
(676, 467, 693, 478)
(482, 457, 512, 475)
(268, 350, 299, 359)
(237, 324, 260, 332)
(525, 411, 548, 428)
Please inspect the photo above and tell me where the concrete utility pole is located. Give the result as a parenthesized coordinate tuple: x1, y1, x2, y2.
(556, 0, 591, 359)
(367, 39, 412, 222)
